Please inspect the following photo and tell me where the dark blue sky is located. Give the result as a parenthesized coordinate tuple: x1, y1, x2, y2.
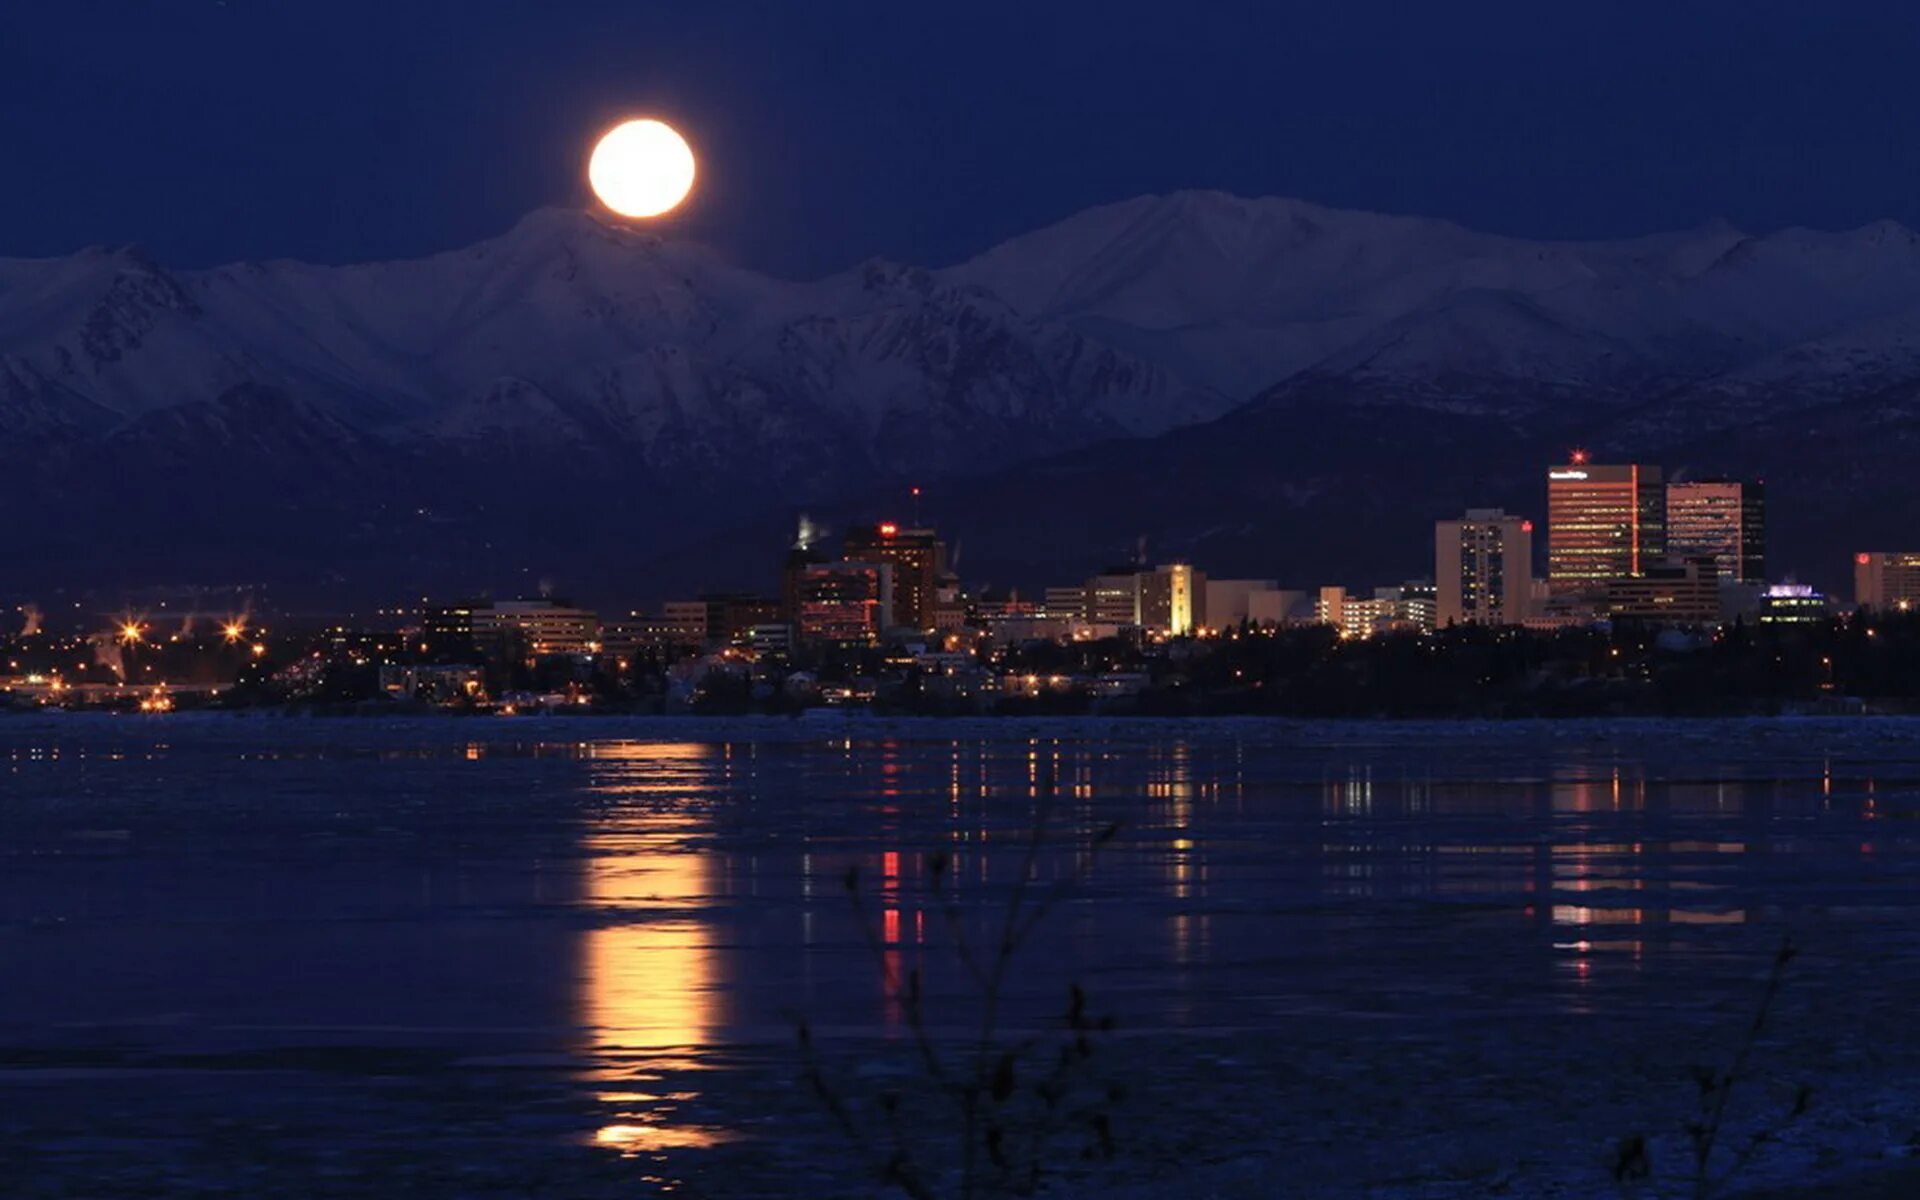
(5, 1, 1920, 277)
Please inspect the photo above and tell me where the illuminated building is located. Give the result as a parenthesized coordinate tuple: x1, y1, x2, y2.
(842, 523, 948, 631)
(1756, 584, 1830, 625)
(1546, 457, 1665, 594)
(602, 614, 704, 656)
(1435, 508, 1533, 626)
(660, 601, 712, 644)
(1042, 585, 1090, 622)
(1318, 583, 1432, 638)
(1051, 564, 1206, 636)
(1318, 587, 1394, 638)
(1854, 552, 1920, 611)
(1398, 581, 1437, 634)
(1085, 570, 1143, 627)
(796, 562, 893, 644)
(1139, 563, 1205, 636)
(1666, 479, 1765, 583)
(745, 624, 793, 655)
(471, 599, 600, 656)
(1602, 557, 1720, 625)
(423, 602, 479, 655)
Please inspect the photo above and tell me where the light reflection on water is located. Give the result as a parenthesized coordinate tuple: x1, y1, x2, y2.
(579, 742, 731, 1155)
(509, 733, 1914, 1161)
(6, 720, 1918, 1190)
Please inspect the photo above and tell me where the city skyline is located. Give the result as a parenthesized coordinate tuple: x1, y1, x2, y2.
(12, 9, 1920, 1197)
(0, 444, 1876, 639)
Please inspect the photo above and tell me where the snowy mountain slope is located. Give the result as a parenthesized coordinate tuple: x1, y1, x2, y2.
(946, 191, 1920, 415)
(0, 209, 1226, 473)
(13, 192, 1920, 598)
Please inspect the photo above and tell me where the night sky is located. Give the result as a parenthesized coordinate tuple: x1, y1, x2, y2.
(6, 1, 1920, 276)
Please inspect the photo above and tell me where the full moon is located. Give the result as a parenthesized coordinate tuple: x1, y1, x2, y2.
(587, 119, 696, 219)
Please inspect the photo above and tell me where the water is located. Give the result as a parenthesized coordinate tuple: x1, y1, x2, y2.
(4, 715, 1920, 1197)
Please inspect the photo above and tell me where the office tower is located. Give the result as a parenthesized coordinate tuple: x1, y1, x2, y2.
(1085, 569, 1144, 627)
(842, 523, 947, 631)
(1546, 455, 1665, 594)
(1854, 552, 1920, 611)
(795, 562, 894, 644)
(1666, 479, 1766, 583)
(1139, 563, 1205, 636)
(1435, 508, 1533, 626)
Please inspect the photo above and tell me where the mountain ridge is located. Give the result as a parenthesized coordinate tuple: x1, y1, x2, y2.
(9, 193, 1920, 603)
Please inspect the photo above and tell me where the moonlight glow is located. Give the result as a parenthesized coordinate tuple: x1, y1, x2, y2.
(587, 119, 696, 219)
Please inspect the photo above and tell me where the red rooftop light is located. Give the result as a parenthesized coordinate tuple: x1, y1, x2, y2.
(878, 523, 898, 537)
(1569, 448, 1590, 465)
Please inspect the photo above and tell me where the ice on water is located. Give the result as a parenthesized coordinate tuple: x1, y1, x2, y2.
(3, 715, 1918, 1197)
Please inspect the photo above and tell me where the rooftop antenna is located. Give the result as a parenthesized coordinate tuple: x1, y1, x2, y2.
(1135, 534, 1148, 569)
(911, 485, 923, 527)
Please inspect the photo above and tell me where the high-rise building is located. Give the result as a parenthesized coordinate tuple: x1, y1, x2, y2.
(1053, 563, 1206, 636)
(1546, 456, 1665, 594)
(1139, 563, 1205, 636)
(796, 562, 894, 644)
(1667, 480, 1766, 584)
(842, 523, 948, 631)
(1085, 570, 1144, 627)
(1855, 552, 1920, 611)
(1435, 508, 1533, 626)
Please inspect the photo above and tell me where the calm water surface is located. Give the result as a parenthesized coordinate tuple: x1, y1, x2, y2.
(3, 716, 1919, 1197)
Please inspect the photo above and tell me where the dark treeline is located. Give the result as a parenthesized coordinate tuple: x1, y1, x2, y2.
(1027, 615, 1911, 719)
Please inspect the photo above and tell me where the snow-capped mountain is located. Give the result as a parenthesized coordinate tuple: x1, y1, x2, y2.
(0, 208, 1223, 461)
(948, 191, 1920, 426)
(11, 192, 1920, 600)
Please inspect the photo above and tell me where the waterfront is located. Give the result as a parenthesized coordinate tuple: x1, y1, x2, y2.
(4, 716, 1920, 1197)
